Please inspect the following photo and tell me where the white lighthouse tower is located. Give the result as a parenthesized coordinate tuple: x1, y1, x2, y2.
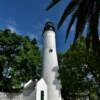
(42, 22, 62, 100)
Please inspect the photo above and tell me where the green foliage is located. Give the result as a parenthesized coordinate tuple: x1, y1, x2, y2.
(0, 29, 41, 92)
(58, 37, 100, 100)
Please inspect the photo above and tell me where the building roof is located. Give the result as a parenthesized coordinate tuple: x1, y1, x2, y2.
(24, 78, 46, 89)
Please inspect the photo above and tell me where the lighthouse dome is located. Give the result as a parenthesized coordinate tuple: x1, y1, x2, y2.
(43, 21, 55, 33)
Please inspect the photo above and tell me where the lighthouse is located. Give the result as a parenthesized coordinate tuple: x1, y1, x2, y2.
(42, 22, 62, 100)
(23, 22, 62, 100)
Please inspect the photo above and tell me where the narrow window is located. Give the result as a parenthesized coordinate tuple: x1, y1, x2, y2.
(41, 90, 44, 100)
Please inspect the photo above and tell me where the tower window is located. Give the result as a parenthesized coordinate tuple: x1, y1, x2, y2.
(41, 90, 44, 100)
(49, 49, 53, 53)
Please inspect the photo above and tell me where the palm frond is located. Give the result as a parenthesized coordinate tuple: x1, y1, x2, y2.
(89, 2, 99, 52)
(58, 1, 78, 29)
(86, 31, 91, 50)
(46, 0, 100, 51)
(74, 0, 88, 43)
(46, 0, 61, 10)
(65, 12, 77, 42)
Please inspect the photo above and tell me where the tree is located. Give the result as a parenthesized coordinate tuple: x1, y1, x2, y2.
(0, 29, 41, 92)
(58, 37, 100, 100)
(46, 0, 100, 51)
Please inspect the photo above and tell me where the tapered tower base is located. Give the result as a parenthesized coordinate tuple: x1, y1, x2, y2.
(42, 22, 62, 100)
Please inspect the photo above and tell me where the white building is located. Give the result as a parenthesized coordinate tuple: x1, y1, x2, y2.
(23, 78, 47, 100)
(24, 22, 62, 100)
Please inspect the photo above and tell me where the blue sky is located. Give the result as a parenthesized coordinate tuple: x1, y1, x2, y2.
(0, 0, 75, 52)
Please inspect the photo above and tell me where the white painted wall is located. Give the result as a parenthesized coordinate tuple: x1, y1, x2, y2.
(36, 78, 47, 100)
(43, 30, 62, 100)
(0, 92, 23, 100)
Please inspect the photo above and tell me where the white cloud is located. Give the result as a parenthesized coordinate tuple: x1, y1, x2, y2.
(6, 25, 21, 35)
(7, 25, 17, 33)
(27, 32, 38, 39)
(7, 19, 17, 26)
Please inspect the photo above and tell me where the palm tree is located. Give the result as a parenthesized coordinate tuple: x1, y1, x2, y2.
(46, 0, 100, 52)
